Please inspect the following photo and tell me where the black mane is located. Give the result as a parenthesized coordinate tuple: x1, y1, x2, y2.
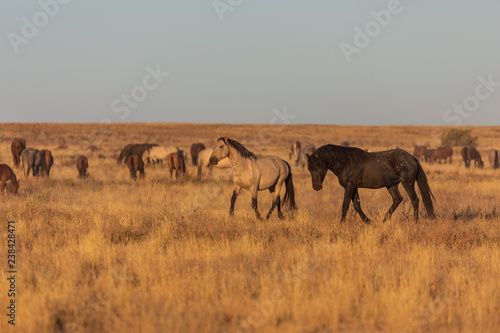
(312, 144, 367, 171)
(218, 137, 256, 160)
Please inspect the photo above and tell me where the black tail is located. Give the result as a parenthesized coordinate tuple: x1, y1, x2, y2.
(282, 161, 297, 210)
(416, 162, 435, 218)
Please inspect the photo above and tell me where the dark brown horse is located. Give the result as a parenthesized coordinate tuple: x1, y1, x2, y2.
(435, 146, 453, 164)
(412, 145, 426, 162)
(0, 164, 19, 195)
(489, 149, 499, 169)
(77, 156, 89, 177)
(11, 138, 26, 167)
(306, 145, 435, 223)
(190, 143, 206, 166)
(167, 152, 187, 180)
(423, 149, 437, 164)
(40, 149, 54, 176)
(126, 154, 145, 179)
(461, 146, 484, 169)
(117, 143, 158, 164)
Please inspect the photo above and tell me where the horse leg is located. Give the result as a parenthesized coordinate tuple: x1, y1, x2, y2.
(229, 186, 241, 216)
(402, 182, 420, 221)
(251, 187, 262, 220)
(266, 185, 282, 219)
(352, 189, 371, 224)
(340, 182, 356, 222)
(383, 185, 403, 222)
(0, 180, 6, 195)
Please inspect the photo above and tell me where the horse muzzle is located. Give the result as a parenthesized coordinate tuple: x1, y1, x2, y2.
(312, 184, 323, 191)
(209, 157, 219, 166)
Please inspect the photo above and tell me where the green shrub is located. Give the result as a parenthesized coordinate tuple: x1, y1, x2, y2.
(441, 128, 478, 146)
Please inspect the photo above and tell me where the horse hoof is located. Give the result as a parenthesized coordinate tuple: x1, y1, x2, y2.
(278, 213, 284, 220)
(364, 219, 371, 225)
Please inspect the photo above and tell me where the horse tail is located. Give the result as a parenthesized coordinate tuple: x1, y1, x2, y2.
(282, 161, 297, 210)
(416, 161, 435, 218)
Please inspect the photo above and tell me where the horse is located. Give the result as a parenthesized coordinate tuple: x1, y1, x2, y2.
(126, 154, 145, 179)
(435, 146, 453, 164)
(143, 146, 179, 165)
(40, 149, 54, 176)
(21, 148, 42, 178)
(296, 145, 316, 168)
(0, 164, 19, 195)
(197, 148, 231, 179)
(77, 156, 89, 177)
(190, 143, 206, 166)
(306, 145, 435, 223)
(461, 146, 484, 169)
(117, 143, 158, 164)
(209, 136, 296, 219)
(11, 138, 26, 167)
(488, 149, 499, 169)
(412, 146, 426, 161)
(289, 141, 301, 162)
(423, 148, 437, 164)
(167, 152, 187, 180)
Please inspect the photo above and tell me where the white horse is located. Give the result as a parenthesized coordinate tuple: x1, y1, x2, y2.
(209, 136, 296, 219)
(143, 146, 179, 165)
(197, 148, 231, 178)
(289, 140, 301, 162)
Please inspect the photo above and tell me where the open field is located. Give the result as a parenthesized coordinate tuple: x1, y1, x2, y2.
(1, 123, 500, 333)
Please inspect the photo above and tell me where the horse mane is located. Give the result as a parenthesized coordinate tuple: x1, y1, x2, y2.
(316, 145, 368, 170)
(219, 137, 256, 160)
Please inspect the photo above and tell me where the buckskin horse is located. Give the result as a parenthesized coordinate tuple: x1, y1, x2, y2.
(209, 136, 296, 219)
(306, 145, 435, 223)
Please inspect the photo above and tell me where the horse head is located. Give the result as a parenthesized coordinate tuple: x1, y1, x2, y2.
(209, 138, 230, 165)
(306, 152, 327, 191)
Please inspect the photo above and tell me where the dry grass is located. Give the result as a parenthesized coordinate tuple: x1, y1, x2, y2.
(1, 123, 499, 333)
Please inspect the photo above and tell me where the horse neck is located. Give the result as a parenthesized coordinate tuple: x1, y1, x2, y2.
(325, 146, 347, 176)
(227, 145, 251, 171)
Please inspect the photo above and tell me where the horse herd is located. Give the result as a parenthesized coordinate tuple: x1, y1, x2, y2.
(413, 144, 500, 169)
(1, 136, 498, 222)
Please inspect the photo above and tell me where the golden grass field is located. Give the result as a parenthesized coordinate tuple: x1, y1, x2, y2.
(1, 123, 499, 333)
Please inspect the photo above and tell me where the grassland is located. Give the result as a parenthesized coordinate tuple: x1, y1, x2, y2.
(0, 123, 499, 333)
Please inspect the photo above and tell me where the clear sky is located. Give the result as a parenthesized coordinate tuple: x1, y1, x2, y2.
(1, 1, 499, 126)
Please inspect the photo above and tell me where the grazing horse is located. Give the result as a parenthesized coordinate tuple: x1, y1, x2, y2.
(412, 146, 426, 161)
(167, 152, 187, 180)
(209, 136, 296, 219)
(126, 154, 145, 179)
(289, 141, 301, 162)
(21, 148, 42, 178)
(296, 144, 316, 168)
(117, 143, 158, 164)
(423, 148, 437, 164)
(143, 146, 179, 165)
(488, 149, 499, 169)
(0, 164, 19, 195)
(77, 156, 89, 177)
(40, 149, 54, 176)
(306, 145, 435, 223)
(435, 146, 453, 164)
(461, 146, 484, 169)
(197, 148, 231, 179)
(190, 143, 206, 166)
(11, 138, 26, 167)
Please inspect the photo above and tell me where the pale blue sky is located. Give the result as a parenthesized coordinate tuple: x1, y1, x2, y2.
(1, 1, 499, 125)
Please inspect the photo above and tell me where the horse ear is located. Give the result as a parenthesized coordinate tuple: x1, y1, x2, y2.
(305, 153, 310, 159)
(225, 133, 229, 142)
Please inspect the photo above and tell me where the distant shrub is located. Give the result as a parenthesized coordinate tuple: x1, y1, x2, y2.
(441, 128, 478, 146)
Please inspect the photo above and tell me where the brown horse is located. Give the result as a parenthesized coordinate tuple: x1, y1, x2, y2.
(126, 154, 145, 179)
(11, 138, 26, 167)
(412, 146, 426, 161)
(167, 152, 187, 180)
(435, 146, 453, 164)
(0, 164, 19, 195)
(40, 149, 54, 176)
(461, 146, 484, 169)
(423, 149, 437, 164)
(190, 143, 206, 166)
(77, 156, 89, 177)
